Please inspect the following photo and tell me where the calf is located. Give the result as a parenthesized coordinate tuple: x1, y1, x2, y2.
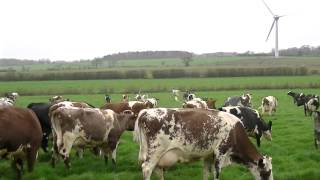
(260, 96, 278, 116)
(224, 93, 252, 107)
(135, 108, 273, 180)
(49, 106, 136, 169)
(313, 111, 320, 148)
(220, 106, 272, 147)
(0, 107, 42, 180)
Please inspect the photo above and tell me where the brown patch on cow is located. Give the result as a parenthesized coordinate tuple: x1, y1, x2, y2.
(100, 102, 131, 113)
(0, 107, 42, 178)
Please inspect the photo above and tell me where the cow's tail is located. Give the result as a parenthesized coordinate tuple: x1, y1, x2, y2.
(133, 109, 148, 164)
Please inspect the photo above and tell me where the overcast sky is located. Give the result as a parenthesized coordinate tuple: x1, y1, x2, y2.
(0, 0, 319, 61)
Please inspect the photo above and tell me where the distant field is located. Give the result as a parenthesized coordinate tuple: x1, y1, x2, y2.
(0, 76, 320, 96)
(1, 56, 320, 72)
(1, 88, 320, 179)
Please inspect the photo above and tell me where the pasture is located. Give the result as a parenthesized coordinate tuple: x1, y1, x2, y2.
(0, 77, 320, 179)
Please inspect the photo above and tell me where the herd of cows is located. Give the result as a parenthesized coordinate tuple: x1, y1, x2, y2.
(0, 90, 319, 180)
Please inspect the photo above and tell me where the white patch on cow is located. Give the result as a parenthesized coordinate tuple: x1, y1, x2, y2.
(145, 108, 168, 122)
(146, 98, 158, 107)
(128, 101, 140, 108)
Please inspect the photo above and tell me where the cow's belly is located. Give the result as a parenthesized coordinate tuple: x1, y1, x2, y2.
(157, 148, 212, 168)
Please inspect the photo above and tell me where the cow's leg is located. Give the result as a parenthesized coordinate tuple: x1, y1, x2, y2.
(142, 148, 165, 180)
(304, 105, 307, 116)
(154, 167, 164, 180)
(26, 146, 37, 172)
(255, 133, 262, 147)
(203, 158, 212, 180)
(213, 154, 232, 180)
(75, 147, 84, 159)
(11, 158, 23, 180)
(111, 142, 119, 168)
(51, 132, 59, 168)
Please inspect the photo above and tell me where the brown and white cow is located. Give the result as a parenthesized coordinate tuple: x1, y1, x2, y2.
(0, 107, 42, 180)
(49, 105, 136, 168)
(101, 101, 153, 116)
(182, 98, 217, 109)
(260, 96, 278, 116)
(135, 108, 273, 180)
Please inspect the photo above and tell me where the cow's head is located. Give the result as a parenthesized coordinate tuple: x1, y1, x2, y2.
(256, 156, 273, 180)
(119, 110, 137, 131)
(241, 93, 252, 107)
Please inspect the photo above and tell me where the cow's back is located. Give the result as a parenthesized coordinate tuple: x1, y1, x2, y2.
(0, 107, 42, 151)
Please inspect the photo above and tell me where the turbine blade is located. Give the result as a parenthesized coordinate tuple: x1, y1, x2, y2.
(262, 0, 275, 16)
(266, 19, 276, 41)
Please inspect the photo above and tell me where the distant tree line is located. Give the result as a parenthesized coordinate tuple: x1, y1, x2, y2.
(1, 45, 320, 67)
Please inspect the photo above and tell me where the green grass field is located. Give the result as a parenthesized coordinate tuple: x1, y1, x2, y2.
(0, 77, 320, 179)
(1, 76, 320, 96)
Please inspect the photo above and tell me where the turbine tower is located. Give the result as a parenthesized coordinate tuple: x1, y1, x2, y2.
(262, 0, 284, 58)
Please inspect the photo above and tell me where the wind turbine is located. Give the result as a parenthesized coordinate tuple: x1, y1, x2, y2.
(262, 0, 284, 58)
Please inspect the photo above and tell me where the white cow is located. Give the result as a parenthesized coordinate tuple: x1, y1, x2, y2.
(260, 96, 278, 116)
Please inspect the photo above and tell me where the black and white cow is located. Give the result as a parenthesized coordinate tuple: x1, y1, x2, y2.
(0, 97, 15, 107)
(219, 106, 272, 147)
(135, 108, 273, 180)
(224, 93, 252, 107)
(306, 97, 320, 116)
(27, 102, 53, 152)
(287, 91, 303, 106)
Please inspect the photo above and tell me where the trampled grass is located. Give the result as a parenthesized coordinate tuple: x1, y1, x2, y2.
(0, 81, 320, 179)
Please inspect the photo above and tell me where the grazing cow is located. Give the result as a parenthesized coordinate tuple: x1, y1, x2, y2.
(260, 96, 278, 116)
(224, 93, 252, 107)
(219, 106, 272, 147)
(313, 111, 320, 148)
(135, 108, 273, 180)
(49, 106, 136, 169)
(105, 94, 111, 103)
(0, 107, 42, 180)
(305, 97, 320, 116)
